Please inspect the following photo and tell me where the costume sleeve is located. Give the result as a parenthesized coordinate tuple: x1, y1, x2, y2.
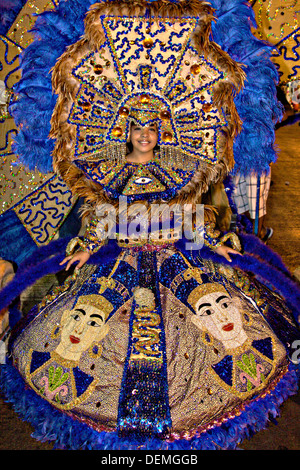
(65, 215, 109, 256)
(203, 222, 223, 250)
(194, 208, 242, 252)
(82, 216, 108, 253)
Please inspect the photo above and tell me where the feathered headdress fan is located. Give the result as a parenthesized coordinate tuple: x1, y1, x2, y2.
(50, 0, 245, 212)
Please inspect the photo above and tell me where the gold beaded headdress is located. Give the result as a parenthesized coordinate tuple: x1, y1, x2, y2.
(75, 294, 113, 320)
(50, 0, 244, 205)
(187, 282, 229, 311)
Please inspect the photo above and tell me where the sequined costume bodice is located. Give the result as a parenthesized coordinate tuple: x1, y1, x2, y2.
(75, 157, 194, 203)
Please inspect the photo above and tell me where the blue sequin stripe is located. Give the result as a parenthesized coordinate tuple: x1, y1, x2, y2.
(117, 250, 172, 439)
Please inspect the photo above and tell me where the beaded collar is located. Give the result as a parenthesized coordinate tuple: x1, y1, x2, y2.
(74, 157, 194, 203)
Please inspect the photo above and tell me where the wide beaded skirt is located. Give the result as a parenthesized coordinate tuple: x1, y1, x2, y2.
(2, 245, 300, 449)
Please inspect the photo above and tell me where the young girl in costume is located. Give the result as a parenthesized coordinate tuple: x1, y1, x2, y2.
(4, 118, 300, 449)
(1, 0, 300, 450)
(61, 123, 240, 271)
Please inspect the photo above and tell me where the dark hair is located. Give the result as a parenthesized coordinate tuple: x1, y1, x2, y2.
(127, 141, 133, 153)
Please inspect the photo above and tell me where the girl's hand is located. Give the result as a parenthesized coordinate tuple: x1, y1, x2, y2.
(214, 245, 243, 263)
(59, 251, 91, 271)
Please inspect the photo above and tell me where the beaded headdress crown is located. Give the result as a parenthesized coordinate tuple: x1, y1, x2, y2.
(51, 0, 244, 202)
(75, 294, 113, 319)
(187, 282, 229, 311)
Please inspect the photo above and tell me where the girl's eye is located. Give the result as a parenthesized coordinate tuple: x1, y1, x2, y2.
(204, 309, 213, 315)
(221, 301, 231, 309)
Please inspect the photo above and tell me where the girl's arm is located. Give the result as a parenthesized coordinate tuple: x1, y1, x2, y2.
(196, 217, 243, 263)
(60, 215, 109, 270)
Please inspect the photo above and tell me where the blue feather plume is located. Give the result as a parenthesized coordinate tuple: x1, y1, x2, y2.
(210, 0, 284, 175)
(0, 0, 27, 35)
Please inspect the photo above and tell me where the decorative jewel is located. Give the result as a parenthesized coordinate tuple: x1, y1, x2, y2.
(190, 63, 201, 75)
(119, 106, 130, 117)
(96, 276, 116, 294)
(143, 38, 154, 48)
(139, 93, 151, 104)
(51, 324, 61, 339)
(162, 131, 173, 143)
(202, 331, 212, 345)
(112, 126, 123, 137)
(160, 110, 171, 120)
(202, 103, 212, 112)
(93, 64, 103, 74)
(88, 342, 103, 358)
(79, 101, 92, 112)
(183, 267, 203, 285)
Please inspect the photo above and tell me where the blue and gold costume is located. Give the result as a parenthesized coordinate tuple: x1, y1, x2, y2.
(1, 0, 300, 450)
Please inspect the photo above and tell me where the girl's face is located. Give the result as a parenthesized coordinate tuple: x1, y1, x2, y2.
(130, 124, 158, 155)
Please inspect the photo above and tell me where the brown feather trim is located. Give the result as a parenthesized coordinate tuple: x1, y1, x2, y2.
(83, 9, 106, 52)
(85, 0, 215, 20)
(205, 42, 245, 93)
(55, 159, 118, 221)
(50, 39, 95, 171)
(51, 39, 89, 97)
(192, 34, 245, 143)
(173, 159, 228, 206)
(50, 40, 90, 144)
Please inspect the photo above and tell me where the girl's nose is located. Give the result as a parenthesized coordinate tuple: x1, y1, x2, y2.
(141, 127, 149, 136)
